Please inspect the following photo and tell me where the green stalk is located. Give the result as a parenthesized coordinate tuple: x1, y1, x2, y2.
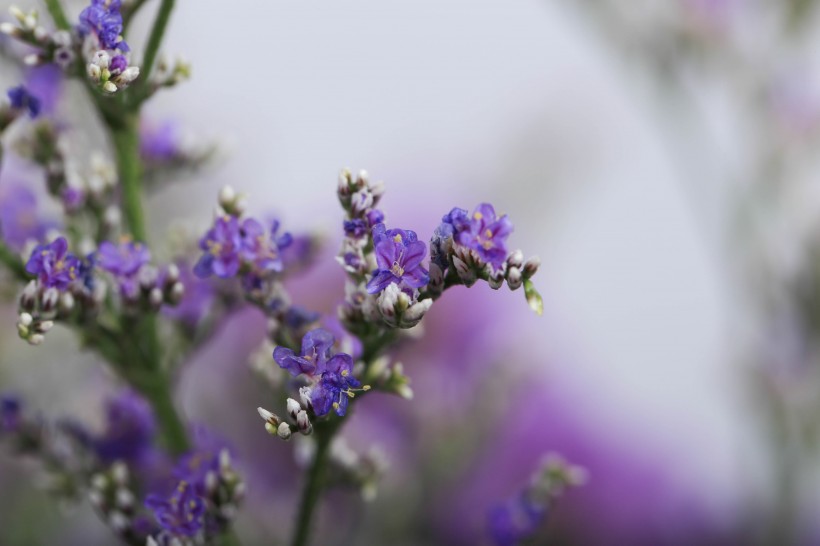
(111, 114, 148, 242)
(42, 0, 70, 30)
(290, 419, 340, 546)
(136, 0, 175, 103)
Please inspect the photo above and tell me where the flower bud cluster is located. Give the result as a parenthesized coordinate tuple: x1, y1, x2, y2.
(336, 169, 435, 331)
(258, 395, 314, 440)
(428, 203, 544, 314)
(0, 7, 76, 70)
(488, 453, 586, 546)
(201, 449, 246, 527)
(363, 357, 414, 400)
(148, 55, 192, 95)
(326, 438, 388, 502)
(88, 462, 145, 542)
(86, 49, 140, 94)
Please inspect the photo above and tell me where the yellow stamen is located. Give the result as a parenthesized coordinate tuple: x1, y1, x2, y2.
(473, 212, 483, 220)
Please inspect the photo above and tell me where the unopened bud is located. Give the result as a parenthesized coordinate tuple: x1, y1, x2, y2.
(40, 287, 59, 314)
(257, 407, 280, 427)
(507, 249, 524, 269)
(286, 398, 301, 421)
(277, 422, 292, 440)
(18, 312, 33, 327)
(523, 256, 541, 279)
(506, 267, 523, 290)
(296, 410, 313, 435)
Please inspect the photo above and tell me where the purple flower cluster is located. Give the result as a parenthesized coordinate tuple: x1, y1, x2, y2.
(7, 85, 41, 118)
(93, 389, 157, 464)
(194, 216, 292, 280)
(1, 395, 22, 433)
(273, 329, 361, 416)
(97, 240, 151, 298)
(25, 237, 81, 290)
(145, 481, 206, 538)
(488, 493, 548, 546)
(366, 224, 430, 295)
(435, 203, 513, 271)
(77, 0, 129, 52)
(0, 185, 53, 251)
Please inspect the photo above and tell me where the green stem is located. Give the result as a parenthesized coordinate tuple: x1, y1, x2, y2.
(111, 114, 148, 241)
(291, 420, 340, 546)
(137, 0, 175, 102)
(128, 368, 189, 454)
(42, 0, 70, 31)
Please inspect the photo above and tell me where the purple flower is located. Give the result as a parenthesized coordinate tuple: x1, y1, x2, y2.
(97, 240, 150, 276)
(431, 207, 468, 268)
(109, 54, 128, 74)
(343, 218, 369, 239)
(97, 240, 151, 298)
(454, 204, 513, 270)
(94, 389, 157, 464)
(488, 493, 547, 546)
(7, 85, 41, 118)
(239, 218, 292, 275)
(194, 216, 243, 279)
(273, 328, 335, 377)
(366, 208, 385, 227)
(1, 395, 22, 433)
(145, 481, 206, 538)
(0, 185, 52, 251)
(194, 216, 292, 280)
(77, 0, 129, 52)
(140, 120, 181, 163)
(25, 237, 81, 290)
(366, 224, 430, 294)
(310, 352, 360, 417)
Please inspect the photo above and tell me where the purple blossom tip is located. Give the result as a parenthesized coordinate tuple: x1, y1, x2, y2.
(367, 223, 429, 294)
(25, 237, 81, 290)
(7, 85, 41, 118)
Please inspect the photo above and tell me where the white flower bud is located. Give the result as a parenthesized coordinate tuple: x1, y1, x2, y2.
(257, 407, 279, 426)
(36, 320, 54, 333)
(23, 53, 40, 66)
(119, 66, 140, 84)
(111, 462, 129, 486)
(286, 398, 301, 421)
(296, 410, 313, 435)
(453, 256, 476, 284)
(0, 22, 17, 36)
(18, 312, 33, 327)
(400, 298, 432, 328)
(91, 473, 108, 491)
(218, 185, 236, 207)
(108, 510, 129, 532)
(51, 30, 71, 47)
(277, 422, 292, 440)
(87, 62, 102, 81)
(523, 256, 541, 278)
(507, 249, 524, 269)
(219, 448, 232, 472)
(506, 267, 523, 290)
(102, 81, 118, 94)
(33, 25, 47, 42)
(28, 334, 45, 345)
(115, 488, 134, 509)
(59, 291, 75, 313)
(205, 471, 218, 494)
(93, 50, 110, 69)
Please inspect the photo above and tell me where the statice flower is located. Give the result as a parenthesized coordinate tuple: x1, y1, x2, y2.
(273, 328, 335, 376)
(488, 493, 547, 546)
(93, 389, 157, 464)
(487, 455, 586, 546)
(270, 328, 366, 419)
(145, 481, 206, 538)
(1, 395, 22, 433)
(453, 203, 513, 270)
(6, 85, 41, 118)
(310, 352, 361, 417)
(0, 185, 53, 251)
(194, 214, 292, 282)
(97, 240, 151, 296)
(77, 0, 129, 52)
(25, 237, 81, 290)
(366, 224, 430, 295)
